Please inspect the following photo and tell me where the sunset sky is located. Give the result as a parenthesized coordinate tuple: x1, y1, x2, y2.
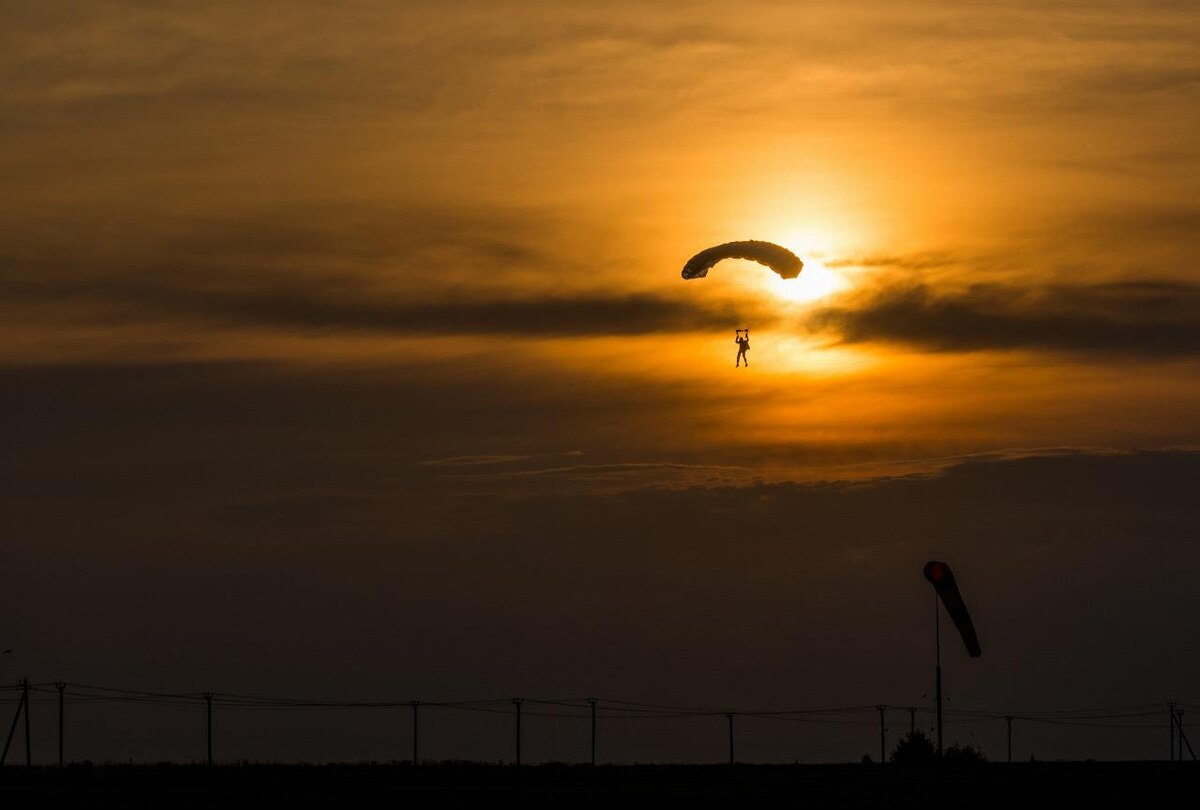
(3, 1, 1198, 763)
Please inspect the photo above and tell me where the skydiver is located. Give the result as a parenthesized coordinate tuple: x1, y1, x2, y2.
(735, 329, 750, 367)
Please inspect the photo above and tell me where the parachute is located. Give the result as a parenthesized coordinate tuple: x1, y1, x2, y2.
(681, 240, 803, 281)
(923, 560, 981, 657)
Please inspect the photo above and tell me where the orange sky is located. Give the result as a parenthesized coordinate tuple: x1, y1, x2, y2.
(5, 0, 1198, 485)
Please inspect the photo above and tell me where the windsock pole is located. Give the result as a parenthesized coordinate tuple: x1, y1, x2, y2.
(934, 590, 943, 756)
(924, 559, 981, 757)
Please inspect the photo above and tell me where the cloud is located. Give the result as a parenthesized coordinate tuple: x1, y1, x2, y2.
(424, 446, 1153, 494)
(808, 280, 1200, 357)
(432, 460, 765, 491)
(421, 455, 532, 467)
(6, 276, 751, 337)
(822, 252, 962, 271)
(12, 266, 1200, 356)
(0, 194, 765, 339)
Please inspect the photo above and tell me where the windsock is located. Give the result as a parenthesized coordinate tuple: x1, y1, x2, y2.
(923, 560, 981, 657)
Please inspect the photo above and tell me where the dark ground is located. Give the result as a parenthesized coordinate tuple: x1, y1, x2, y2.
(1, 762, 1196, 808)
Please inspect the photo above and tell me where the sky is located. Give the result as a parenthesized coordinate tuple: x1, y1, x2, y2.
(2, 1, 1199, 763)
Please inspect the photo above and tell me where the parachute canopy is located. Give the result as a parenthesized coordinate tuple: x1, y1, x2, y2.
(923, 560, 982, 658)
(681, 240, 803, 281)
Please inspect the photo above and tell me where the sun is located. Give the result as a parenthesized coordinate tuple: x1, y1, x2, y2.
(721, 248, 851, 305)
(750, 224, 855, 304)
(767, 257, 849, 303)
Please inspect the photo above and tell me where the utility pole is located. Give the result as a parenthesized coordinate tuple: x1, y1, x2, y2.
(57, 683, 66, 767)
(726, 713, 735, 765)
(204, 692, 214, 767)
(1169, 702, 1175, 762)
(1179, 709, 1185, 762)
(934, 593, 943, 756)
(908, 707, 916, 736)
(877, 705, 887, 763)
(1006, 716, 1013, 764)
(513, 698, 523, 766)
(410, 701, 419, 765)
(22, 679, 30, 766)
(588, 698, 597, 766)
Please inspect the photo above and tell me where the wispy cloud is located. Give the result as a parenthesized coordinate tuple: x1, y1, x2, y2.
(421, 455, 532, 467)
(822, 252, 962, 271)
(808, 280, 1200, 357)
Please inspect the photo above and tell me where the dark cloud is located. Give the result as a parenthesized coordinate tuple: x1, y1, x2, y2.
(12, 266, 1200, 355)
(6, 275, 750, 336)
(2, 194, 756, 333)
(809, 280, 1200, 357)
(1, 197, 742, 337)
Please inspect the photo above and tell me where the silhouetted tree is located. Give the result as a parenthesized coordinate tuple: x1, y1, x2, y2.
(889, 730, 936, 765)
(943, 742, 987, 765)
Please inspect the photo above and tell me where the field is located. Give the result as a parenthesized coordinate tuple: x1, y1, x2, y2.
(1, 761, 1195, 808)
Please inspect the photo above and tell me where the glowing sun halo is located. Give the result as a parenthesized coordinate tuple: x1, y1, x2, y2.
(768, 257, 849, 304)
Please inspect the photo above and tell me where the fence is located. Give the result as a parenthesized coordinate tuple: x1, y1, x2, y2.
(2, 681, 1195, 766)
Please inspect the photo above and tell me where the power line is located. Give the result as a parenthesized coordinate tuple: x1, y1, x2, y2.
(6, 681, 1194, 730)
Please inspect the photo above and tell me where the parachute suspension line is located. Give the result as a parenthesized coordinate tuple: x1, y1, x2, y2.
(681, 242, 796, 362)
